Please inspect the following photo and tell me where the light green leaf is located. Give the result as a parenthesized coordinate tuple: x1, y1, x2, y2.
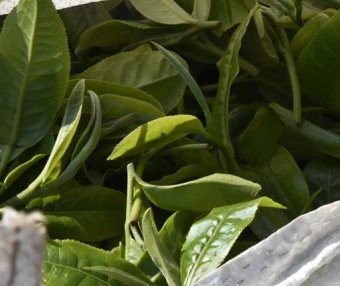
(42, 91, 102, 191)
(181, 197, 283, 286)
(42, 239, 152, 286)
(142, 208, 181, 286)
(4, 154, 46, 189)
(0, 0, 69, 169)
(84, 266, 154, 286)
(27, 186, 125, 241)
(40, 80, 84, 183)
(129, 164, 261, 211)
(76, 50, 186, 113)
(129, 0, 198, 25)
(192, 0, 211, 21)
(297, 10, 340, 112)
(108, 115, 206, 160)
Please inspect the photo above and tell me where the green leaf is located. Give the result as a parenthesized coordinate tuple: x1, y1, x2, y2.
(108, 115, 206, 160)
(129, 0, 198, 25)
(60, 2, 111, 48)
(4, 154, 46, 189)
(76, 50, 186, 113)
(42, 91, 102, 191)
(297, 10, 340, 112)
(180, 197, 283, 286)
(68, 79, 164, 112)
(0, 0, 69, 169)
(27, 186, 125, 241)
(82, 94, 164, 120)
(304, 158, 340, 203)
(290, 13, 330, 59)
(211, 4, 257, 165)
(210, 0, 255, 31)
(245, 146, 309, 216)
(40, 80, 84, 183)
(84, 266, 154, 286)
(129, 164, 261, 211)
(192, 0, 211, 21)
(152, 42, 212, 127)
(142, 208, 181, 286)
(270, 103, 340, 159)
(138, 211, 197, 280)
(42, 239, 152, 286)
(76, 20, 171, 56)
(237, 106, 282, 164)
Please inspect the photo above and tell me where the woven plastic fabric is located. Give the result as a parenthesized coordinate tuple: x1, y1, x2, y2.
(195, 201, 340, 286)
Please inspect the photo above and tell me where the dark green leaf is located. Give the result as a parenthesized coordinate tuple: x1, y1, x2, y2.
(27, 186, 125, 241)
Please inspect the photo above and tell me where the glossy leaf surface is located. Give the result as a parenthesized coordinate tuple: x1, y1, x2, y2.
(0, 0, 69, 149)
(181, 197, 283, 285)
(108, 115, 206, 160)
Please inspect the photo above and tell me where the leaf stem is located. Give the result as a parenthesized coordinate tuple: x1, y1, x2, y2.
(125, 163, 135, 261)
(264, 8, 302, 124)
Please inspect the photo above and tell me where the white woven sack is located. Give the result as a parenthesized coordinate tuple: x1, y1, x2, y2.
(195, 201, 340, 286)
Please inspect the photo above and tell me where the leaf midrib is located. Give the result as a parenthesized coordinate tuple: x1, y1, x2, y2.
(11, 1, 38, 147)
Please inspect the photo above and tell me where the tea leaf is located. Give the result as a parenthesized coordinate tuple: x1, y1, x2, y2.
(130, 164, 261, 211)
(84, 266, 154, 286)
(108, 115, 206, 160)
(129, 0, 198, 25)
(43, 240, 151, 286)
(298, 10, 340, 112)
(142, 208, 181, 286)
(27, 186, 125, 241)
(68, 79, 164, 112)
(40, 80, 84, 183)
(76, 50, 186, 113)
(210, 0, 255, 31)
(181, 197, 283, 286)
(0, 0, 69, 170)
(270, 103, 340, 159)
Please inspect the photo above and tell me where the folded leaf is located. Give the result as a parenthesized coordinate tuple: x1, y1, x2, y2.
(129, 164, 261, 211)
